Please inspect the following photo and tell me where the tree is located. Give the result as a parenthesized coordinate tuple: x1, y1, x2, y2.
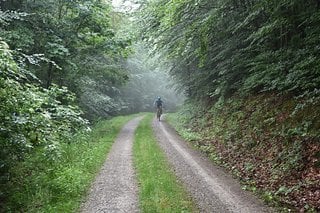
(137, 0, 320, 103)
(0, 0, 133, 119)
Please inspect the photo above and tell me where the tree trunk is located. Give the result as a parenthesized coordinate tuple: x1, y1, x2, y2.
(46, 62, 53, 89)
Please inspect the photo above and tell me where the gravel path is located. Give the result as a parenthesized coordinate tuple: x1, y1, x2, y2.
(80, 116, 143, 213)
(152, 118, 273, 213)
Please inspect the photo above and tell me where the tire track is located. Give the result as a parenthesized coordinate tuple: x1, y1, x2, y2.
(81, 116, 143, 213)
(153, 118, 273, 213)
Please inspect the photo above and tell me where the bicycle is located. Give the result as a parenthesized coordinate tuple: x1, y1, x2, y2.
(156, 106, 162, 121)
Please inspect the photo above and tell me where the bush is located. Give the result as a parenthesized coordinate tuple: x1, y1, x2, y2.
(0, 39, 88, 208)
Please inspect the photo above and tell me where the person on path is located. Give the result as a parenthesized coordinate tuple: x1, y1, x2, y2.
(154, 96, 163, 121)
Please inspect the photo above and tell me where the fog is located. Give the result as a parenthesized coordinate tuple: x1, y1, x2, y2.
(120, 43, 185, 114)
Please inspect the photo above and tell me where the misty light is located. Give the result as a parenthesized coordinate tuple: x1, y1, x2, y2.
(112, 0, 140, 12)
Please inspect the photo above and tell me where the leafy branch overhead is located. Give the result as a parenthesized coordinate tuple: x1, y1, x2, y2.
(139, 0, 320, 101)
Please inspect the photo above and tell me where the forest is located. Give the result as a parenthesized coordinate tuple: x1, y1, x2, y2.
(1, 0, 319, 212)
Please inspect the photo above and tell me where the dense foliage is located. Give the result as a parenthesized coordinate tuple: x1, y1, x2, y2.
(0, 0, 133, 209)
(1, 0, 131, 119)
(0, 33, 87, 209)
(139, 0, 320, 102)
(137, 0, 320, 211)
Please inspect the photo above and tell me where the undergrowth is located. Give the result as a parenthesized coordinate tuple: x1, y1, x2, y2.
(133, 113, 196, 212)
(1, 115, 137, 212)
(166, 94, 320, 212)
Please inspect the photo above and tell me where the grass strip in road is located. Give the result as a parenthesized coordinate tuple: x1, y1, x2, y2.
(133, 114, 196, 212)
(4, 114, 137, 213)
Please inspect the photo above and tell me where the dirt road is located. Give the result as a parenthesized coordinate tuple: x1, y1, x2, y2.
(80, 117, 143, 213)
(152, 118, 273, 213)
(80, 116, 272, 213)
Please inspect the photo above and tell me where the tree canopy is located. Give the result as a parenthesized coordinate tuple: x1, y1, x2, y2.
(138, 0, 320, 103)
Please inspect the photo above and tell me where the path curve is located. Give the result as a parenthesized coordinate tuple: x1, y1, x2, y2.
(81, 116, 143, 213)
(153, 118, 273, 213)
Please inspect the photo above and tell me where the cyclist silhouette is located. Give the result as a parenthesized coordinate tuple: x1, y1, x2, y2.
(154, 96, 163, 121)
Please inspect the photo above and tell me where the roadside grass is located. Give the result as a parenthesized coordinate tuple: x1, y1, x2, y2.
(165, 112, 202, 142)
(4, 114, 137, 213)
(133, 113, 196, 212)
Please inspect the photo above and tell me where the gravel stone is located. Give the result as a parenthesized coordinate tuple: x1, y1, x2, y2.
(80, 116, 143, 213)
